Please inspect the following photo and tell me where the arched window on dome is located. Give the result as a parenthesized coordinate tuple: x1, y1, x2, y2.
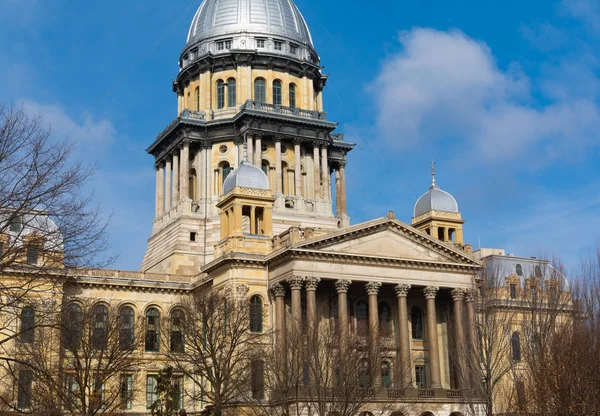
(227, 78, 236, 107)
(195, 87, 200, 111)
(411, 306, 423, 340)
(254, 78, 266, 103)
(217, 80, 225, 109)
(289, 83, 297, 108)
(273, 80, 282, 106)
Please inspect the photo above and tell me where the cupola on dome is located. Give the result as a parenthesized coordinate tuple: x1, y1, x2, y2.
(181, 0, 317, 68)
(222, 160, 270, 195)
(413, 170, 459, 217)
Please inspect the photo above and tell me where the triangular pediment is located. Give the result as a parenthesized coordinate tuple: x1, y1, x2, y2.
(294, 218, 480, 266)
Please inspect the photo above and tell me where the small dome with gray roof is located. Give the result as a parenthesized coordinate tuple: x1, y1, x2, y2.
(222, 160, 270, 195)
(413, 166, 459, 217)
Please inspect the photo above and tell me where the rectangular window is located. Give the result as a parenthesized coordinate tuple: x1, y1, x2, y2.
(146, 375, 158, 410)
(217, 40, 232, 50)
(510, 284, 517, 299)
(120, 374, 133, 410)
(17, 370, 33, 410)
(290, 44, 298, 54)
(26, 246, 38, 265)
(172, 375, 184, 410)
(531, 286, 538, 302)
(64, 374, 79, 408)
(415, 365, 427, 389)
(251, 360, 265, 400)
(92, 376, 106, 411)
(9, 217, 22, 233)
(256, 39, 265, 48)
(274, 40, 283, 51)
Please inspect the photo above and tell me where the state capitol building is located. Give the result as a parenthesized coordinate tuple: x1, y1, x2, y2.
(0, 1, 569, 415)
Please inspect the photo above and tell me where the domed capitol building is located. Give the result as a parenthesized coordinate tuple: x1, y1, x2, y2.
(0, 1, 571, 415)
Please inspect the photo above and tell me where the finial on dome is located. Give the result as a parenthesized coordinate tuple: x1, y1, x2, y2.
(431, 160, 436, 187)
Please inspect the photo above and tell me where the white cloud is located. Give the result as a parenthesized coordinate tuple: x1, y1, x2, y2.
(370, 28, 600, 163)
(562, 0, 600, 35)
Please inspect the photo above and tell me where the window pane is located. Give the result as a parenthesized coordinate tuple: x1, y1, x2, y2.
(26, 246, 38, 265)
(273, 80, 282, 105)
(146, 375, 158, 409)
(356, 300, 368, 337)
(65, 304, 83, 350)
(379, 302, 392, 337)
(217, 81, 225, 109)
(411, 307, 423, 339)
(120, 374, 133, 410)
(289, 83, 296, 108)
(145, 308, 160, 352)
(251, 361, 265, 400)
(227, 79, 236, 107)
(250, 296, 263, 333)
(170, 309, 185, 353)
(92, 305, 108, 350)
(119, 307, 135, 350)
(381, 361, 392, 388)
(415, 365, 427, 389)
(20, 308, 35, 344)
(172, 375, 184, 410)
(17, 370, 33, 409)
(512, 332, 521, 361)
(254, 79, 266, 103)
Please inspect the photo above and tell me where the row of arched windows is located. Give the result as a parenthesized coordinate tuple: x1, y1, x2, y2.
(211, 78, 298, 110)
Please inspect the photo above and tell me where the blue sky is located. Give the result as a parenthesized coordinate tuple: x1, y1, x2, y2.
(1, 0, 599, 273)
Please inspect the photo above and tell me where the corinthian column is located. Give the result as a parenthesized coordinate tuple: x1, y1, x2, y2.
(320, 146, 329, 200)
(181, 142, 190, 199)
(451, 289, 467, 388)
(305, 277, 320, 335)
(335, 279, 351, 348)
(424, 286, 442, 389)
(155, 164, 163, 216)
(366, 281, 382, 387)
(287, 276, 303, 330)
(172, 152, 180, 206)
(165, 158, 172, 210)
(313, 145, 321, 199)
(254, 135, 262, 167)
(465, 290, 479, 385)
(270, 283, 286, 348)
(294, 140, 302, 196)
(395, 284, 413, 389)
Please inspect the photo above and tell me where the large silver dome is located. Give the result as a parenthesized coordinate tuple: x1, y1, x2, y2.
(222, 160, 270, 195)
(414, 185, 459, 217)
(187, 0, 314, 49)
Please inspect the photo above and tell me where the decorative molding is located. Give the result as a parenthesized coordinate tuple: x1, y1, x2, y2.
(464, 289, 477, 302)
(270, 283, 286, 298)
(423, 286, 439, 299)
(365, 281, 382, 295)
(304, 277, 321, 291)
(395, 284, 411, 297)
(335, 279, 352, 294)
(451, 288, 465, 302)
(287, 275, 304, 290)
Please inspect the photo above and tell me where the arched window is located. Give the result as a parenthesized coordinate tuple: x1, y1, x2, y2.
(227, 78, 236, 107)
(411, 306, 423, 339)
(289, 83, 296, 108)
(273, 80, 282, 105)
(512, 332, 521, 361)
(65, 303, 83, 350)
(379, 301, 392, 337)
(261, 161, 269, 176)
(119, 306, 135, 350)
(145, 308, 160, 352)
(20, 307, 35, 344)
(92, 304, 108, 350)
(250, 296, 263, 333)
(358, 360, 370, 388)
(221, 162, 231, 187)
(195, 86, 200, 111)
(381, 361, 392, 388)
(170, 309, 185, 353)
(216, 80, 225, 109)
(355, 300, 368, 337)
(254, 78, 266, 103)
(515, 264, 523, 276)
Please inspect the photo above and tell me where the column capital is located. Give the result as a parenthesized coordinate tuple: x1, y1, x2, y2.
(293, 138, 303, 145)
(465, 289, 477, 302)
(365, 281, 382, 295)
(423, 286, 439, 299)
(273, 135, 283, 143)
(270, 283, 286, 298)
(451, 288, 465, 302)
(335, 279, 352, 294)
(395, 284, 411, 297)
(287, 275, 304, 290)
(182, 139, 191, 147)
(305, 277, 321, 291)
(320, 143, 329, 150)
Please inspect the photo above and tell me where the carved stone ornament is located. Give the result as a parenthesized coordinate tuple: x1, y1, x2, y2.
(451, 288, 465, 302)
(423, 286, 439, 299)
(464, 289, 477, 302)
(270, 283, 286, 298)
(305, 277, 321, 291)
(335, 279, 352, 294)
(365, 281, 382, 296)
(395, 284, 411, 297)
(287, 275, 304, 290)
(236, 284, 249, 298)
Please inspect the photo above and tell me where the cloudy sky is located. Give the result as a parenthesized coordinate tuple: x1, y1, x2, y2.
(1, 0, 598, 273)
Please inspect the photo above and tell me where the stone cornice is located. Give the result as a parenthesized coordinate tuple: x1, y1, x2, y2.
(201, 253, 267, 275)
(267, 248, 480, 274)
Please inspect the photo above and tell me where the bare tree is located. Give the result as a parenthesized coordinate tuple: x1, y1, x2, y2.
(516, 252, 600, 416)
(163, 287, 264, 416)
(0, 299, 144, 415)
(448, 270, 520, 416)
(0, 102, 112, 369)
(262, 319, 407, 416)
